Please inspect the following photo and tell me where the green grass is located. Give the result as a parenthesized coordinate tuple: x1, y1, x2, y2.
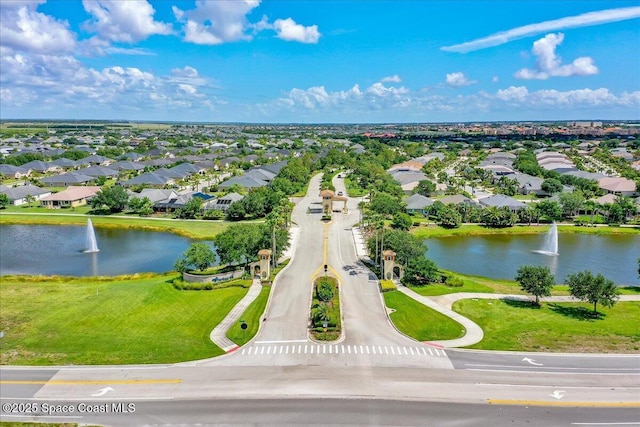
(454, 299, 640, 353)
(0, 211, 232, 239)
(411, 223, 639, 239)
(0, 274, 248, 365)
(383, 290, 465, 341)
(226, 286, 271, 346)
(310, 276, 341, 341)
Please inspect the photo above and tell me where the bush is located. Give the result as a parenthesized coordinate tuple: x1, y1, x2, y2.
(380, 280, 397, 292)
(445, 275, 464, 287)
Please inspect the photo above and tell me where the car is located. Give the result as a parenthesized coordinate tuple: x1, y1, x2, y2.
(337, 191, 343, 196)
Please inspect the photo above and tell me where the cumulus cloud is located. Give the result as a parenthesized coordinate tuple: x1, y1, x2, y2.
(273, 18, 320, 43)
(442, 6, 640, 53)
(0, 1, 76, 54)
(445, 72, 477, 87)
(82, 0, 172, 43)
(514, 33, 598, 79)
(173, 0, 260, 45)
(381, 75, 402, 83)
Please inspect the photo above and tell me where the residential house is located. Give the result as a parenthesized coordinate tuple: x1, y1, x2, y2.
(479, 194, 527, 211)
(40, 186, 100, 209)
(0, 164, 31, 179)
(119, 172, 175, 188)
(40, 171, 95, 187)
(405, 193, 434, 215)
(205, 192, 244, 211)
(598, 177, 637, 196)
(0, 184, 51, 206)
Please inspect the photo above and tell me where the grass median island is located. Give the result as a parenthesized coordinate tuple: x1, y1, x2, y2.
(383, 290, 465, 341)
(453, 298, 640, 353)
(0, 274, 249, 365)
(226, 286, 271, 346)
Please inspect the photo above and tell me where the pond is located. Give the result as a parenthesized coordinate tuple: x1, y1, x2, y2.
(424, 233, 639, 285)
(0, 224, 203, 276)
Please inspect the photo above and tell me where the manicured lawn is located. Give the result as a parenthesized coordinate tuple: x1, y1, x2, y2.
(454, 299, 640, 353)
(411, 224, 639, 239)
(0, 212, 234, 239)
(383, 291, 465, 341)
(226, 286, 271, 346)
(0, 274, 248, 365)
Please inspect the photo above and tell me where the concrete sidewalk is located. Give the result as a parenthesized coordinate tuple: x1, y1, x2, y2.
(397, 288, 640, 348)
(210, 277, 263, 352)
(351, 227, 371, 262)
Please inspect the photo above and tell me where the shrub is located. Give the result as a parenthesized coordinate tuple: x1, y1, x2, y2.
(379, 280, 397, 292)
(445, 275, 464, 287)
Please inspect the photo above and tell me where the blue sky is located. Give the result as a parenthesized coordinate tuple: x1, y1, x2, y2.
(1, 1, 639, 123)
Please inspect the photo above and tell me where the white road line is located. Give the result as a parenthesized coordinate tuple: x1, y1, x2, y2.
(421, 348, 427, 356)
(390, 347, 396, 355)
(348, 345, 352, 354)
(298, 345, 302, 353)
(441, 350, 447, 357)
(361, 345, 365, 354)
(304, 345, 307, 354)
(378, 346, 383, 354)
(403, 347, 408, 355)
(247, 348, 252, 355)
(266, 346, 271, 354)
(428, 348, 433, 356)
(410, 348, 415, 355)
(385, 346, 389, 355)
(329, 345, 333, 354)
(279, 346, 283, 354)
(323, 346, 326, 354)
(372, 346, 377, 355)
(366, 346, 370, 354)
(260, 347, 265, 355)
(285, 346, 289, 354)
(341, 345, 345, 354)
(292, 346, 296, 354)
(241, 349, 246, 355)
(398, 347, 403, 355)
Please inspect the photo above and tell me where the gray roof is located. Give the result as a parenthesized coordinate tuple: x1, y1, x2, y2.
(218, 175, 268, 189)
(405, 193, 434, 210)
(438, 194, 475, 205)
(0, 164, 29, 175)
(109, 161, 145, 171)
(120, 172, 174, 186)
(50, 158, 78, 168)
(40, 171, 94, 185)
(0, 184, 50, 201)
(136, 188, 179, 203)
(78, 165, 119, 177)
(479, 194, 527, 209)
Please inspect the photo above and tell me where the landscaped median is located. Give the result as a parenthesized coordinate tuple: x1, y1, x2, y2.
(309, 276, 341, 341)
(0, 273, 248, 365)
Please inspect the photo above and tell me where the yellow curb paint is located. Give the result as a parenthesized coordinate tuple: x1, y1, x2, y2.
(487, 399, 640, 407)
(1, 379, 182, 385)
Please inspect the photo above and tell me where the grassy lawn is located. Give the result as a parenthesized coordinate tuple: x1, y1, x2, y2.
(383, 290, 465, 341)
(411, 223, 639, 239)
(0, 274, 248, 365)
(226, 286, 271, 346)
(0, 211, 232, 239)
(454, 299, 640, 353)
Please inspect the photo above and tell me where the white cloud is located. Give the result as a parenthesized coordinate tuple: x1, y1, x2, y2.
(445, 72, 477, 87)
(173, 0, 260, 45)
(0, 1, 76, 54)
(273, 18, 320, 43)
(514, 33, 598, 80)
(492, 76, 499, 83)
(381, 75, 402, 83)
(82, 0, 172, 43)
(442, 6, 640, 53)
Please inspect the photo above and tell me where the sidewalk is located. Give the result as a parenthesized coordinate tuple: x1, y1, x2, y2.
(210, 277, 262, 352)
(351, 227, 371, 262)
(397, 288, 640, 348)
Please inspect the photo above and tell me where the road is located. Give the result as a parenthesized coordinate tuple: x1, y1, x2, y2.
(1, 172, 639, 425)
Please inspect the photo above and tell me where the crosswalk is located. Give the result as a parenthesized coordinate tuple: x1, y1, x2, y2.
(240, 344, 447, 358)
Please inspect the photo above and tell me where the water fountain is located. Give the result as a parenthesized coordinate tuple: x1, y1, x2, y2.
(84, 219, 100, 253)
(533, 222, 558, 256)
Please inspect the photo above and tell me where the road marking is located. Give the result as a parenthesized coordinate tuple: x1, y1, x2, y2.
(323, 346, 326, 354)
(421, 348, 427, 355)
(403, 347, 408, 355)
(397, 347, 402, 355)
(366, 346, 370, 354)
(390, 347, 395, 355)
(348, 345, 351, 354)
(260, 346, 265, 355)
(341, 345, 345, 354)
(291, 346, 296, 354)
(279, 346, 283, 354)
(266, 346, 271, 354)
(304, 345, 307, 354)
(523, 357, 543, 366)
(384, 347, 389, 355)
(299, 345, 302, 353)
(91, 387, 114, 397)
(550, 390, 565, 399)
(360, 345, 364, 353)
(241, 349, 246, 355)
(329, 345, 333, 354)
(285, 346, 289, 354)
(488, 399, 640, 407)
(428, 348, 433, 356)
(0, 379, 181, 385)
(372, 346, 376, 355)
(409, 348, 415, 355)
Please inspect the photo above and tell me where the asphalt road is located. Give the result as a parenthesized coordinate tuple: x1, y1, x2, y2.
(1, 172, 638, 425)
(2, 398, 639, 426)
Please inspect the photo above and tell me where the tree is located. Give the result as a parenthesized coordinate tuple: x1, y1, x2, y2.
(391, 212, 412, 231)
(128, 196, 154, 216)
(541, 178, 563, 195)
(437, 205, 462, 228)
(559, 191, 585, 218)
(25, 194, 36, 208)
(0, 193, 9, 209)
(369, 192, 402, 216)
(566, 270, 620, 315)
(178, 242, 216, 272)
(515, 265, 555, 305)
(402, 256, 440, 286)
(414, 180, 436, 197)
(535, 200, 562, 222)
(313, 303, 331, 325)
(317, 279, 335, 302)
(175, 197, 203, 219)
(226, 201, 246, 220)
(88, 185, 129, 213)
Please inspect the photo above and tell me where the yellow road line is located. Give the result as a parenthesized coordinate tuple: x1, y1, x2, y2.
(487, 399, 640, 407)
(1, 379, 182, 385)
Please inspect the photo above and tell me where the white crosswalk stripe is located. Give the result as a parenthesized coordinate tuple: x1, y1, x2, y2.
(240, 344, 447, 358)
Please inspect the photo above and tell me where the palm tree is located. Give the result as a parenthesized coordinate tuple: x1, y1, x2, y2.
(583, 200, 598, 225)
(313, 303, 331, 325)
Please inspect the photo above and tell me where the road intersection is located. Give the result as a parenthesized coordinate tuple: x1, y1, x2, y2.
(1, 173, 638, 425)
